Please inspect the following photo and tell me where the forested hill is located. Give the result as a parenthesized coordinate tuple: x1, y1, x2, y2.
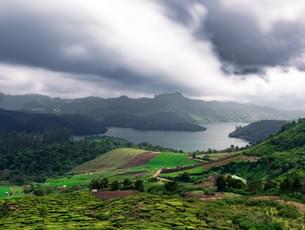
(229, 120, 287, 144)
(248, 118, 305, 155)
(0, 109, 107, 135)
(216, 118, 305, 196)
(0, 93, 303, 126)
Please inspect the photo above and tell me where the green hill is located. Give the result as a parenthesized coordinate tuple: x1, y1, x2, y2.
(214, 118, 305, 195)
(229, 120, 287, 144)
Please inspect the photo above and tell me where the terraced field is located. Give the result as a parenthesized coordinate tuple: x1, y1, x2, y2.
(71, 148, 149, 173)
(135, 152, 196, 170)
(161, 166, 205, 178)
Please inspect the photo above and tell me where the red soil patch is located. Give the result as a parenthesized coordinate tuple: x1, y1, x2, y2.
(119, 152, 159, 169)
(95, 190, 138, 200)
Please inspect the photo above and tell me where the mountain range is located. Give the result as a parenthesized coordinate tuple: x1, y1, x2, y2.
(0, 92, 304, 131)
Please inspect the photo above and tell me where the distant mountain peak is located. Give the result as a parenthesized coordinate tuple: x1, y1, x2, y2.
(154, 92, 185, 99)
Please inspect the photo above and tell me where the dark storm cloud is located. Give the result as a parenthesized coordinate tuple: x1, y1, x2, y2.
(160, 0, 305, 71)
(0, 9, 120, 78)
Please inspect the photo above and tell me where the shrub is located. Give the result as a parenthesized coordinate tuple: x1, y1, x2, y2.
(134, 180, 144, 192)
(164, 181, 179, 193)
(110, 180, 120, 191)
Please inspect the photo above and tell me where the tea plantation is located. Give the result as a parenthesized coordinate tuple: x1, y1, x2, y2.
(0, 192, 303, 229)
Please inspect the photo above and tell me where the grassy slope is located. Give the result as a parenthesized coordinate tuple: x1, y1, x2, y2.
(210, 119, 305, 186)
(0, 186, 22, 199)
(0, 192, 301, 229)
(161, 166, 205, 178)
(71, 148, 147, 173)
(135, 152, 196, 170)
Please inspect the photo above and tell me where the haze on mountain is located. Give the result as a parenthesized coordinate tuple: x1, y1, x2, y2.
(1, 0, 305, 110)
(0, 92, 304, 132)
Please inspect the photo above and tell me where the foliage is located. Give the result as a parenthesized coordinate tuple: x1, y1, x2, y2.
(0, 109, 107, 135)
(229, 120, 287, 144)
(0, 135, 128, 183)
(0, 192, 302, 229)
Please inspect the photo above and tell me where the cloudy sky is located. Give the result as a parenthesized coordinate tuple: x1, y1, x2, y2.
(1, 0, 305, 109)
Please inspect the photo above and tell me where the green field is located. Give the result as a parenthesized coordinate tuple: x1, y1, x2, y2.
(135, 152, 196, 170)
(71, 148, 147, 173)
(0, 186, 22, 199)
(161, 166, 205, 178)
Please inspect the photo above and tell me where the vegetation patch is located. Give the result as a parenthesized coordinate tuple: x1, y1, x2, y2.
(119, 152, 160, 169)
(71, 148, 147, 173)
(0, 192, 302, 229)
(137, 152, 196, 170)
(94, 190, 138, 200)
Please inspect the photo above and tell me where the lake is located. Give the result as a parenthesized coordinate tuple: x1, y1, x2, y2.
(104, 122, 249, 152)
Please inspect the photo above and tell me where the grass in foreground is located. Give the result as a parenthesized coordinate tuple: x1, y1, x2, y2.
(0, 192, 303, 229)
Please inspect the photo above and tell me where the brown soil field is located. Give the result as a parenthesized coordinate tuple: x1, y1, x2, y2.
(94, 190, 138, 200)
(119, 152, 159, 168)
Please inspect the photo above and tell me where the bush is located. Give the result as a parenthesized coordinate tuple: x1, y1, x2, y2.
(110, 180, 120, 191)
(134, 180, 144, 192)
(216, 175, 227, 192)
(164, 181, 179, 193)
(177, 172, 191, 182)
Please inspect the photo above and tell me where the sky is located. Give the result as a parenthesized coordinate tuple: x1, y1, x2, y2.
(1, 0, 305, 109)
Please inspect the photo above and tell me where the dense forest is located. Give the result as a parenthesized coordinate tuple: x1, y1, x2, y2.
(229, 120, 287, 143)
(0, 130, 128, 184)
(0, 109, 107, 135)
(212, 118, 305, 198)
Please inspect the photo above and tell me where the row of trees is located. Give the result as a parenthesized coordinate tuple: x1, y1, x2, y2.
(216, 172, 305, 194)
(89, 178, 144, 192)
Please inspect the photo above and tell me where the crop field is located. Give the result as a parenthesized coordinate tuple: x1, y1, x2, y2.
(161, 166, 205, 178)
(0, 186, 22, 199)
(71, 148, 147, 173)
(0, 192, 302, 229)
(135, 152, 196, 170)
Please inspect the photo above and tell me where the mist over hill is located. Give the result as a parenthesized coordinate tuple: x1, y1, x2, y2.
(0, 109, 107, 135)
(0, 92, 304, 131)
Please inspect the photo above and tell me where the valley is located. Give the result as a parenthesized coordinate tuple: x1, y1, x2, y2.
(2, 118, 305, 228)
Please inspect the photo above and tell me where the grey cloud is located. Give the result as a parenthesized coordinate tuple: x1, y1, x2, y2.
(161, 0, 305, 72)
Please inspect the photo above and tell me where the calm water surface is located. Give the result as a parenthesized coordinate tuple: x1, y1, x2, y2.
(104, 122, 249, 152)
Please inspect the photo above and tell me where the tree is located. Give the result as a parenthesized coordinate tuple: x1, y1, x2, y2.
(216, 175, 227, 192)
(247, 178, 263, 192)
(110, 180, 120, 191)
(177, 172, 190, 182)
(164, 181, 179, 193)
(264, 180, 278, 191)
(89, 179, 101, 190)
(134, 180, 144, 192)
(100, 178, 109, 190)
(123, 179, 133, 189)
